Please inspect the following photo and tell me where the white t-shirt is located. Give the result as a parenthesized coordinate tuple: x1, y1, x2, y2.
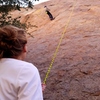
(0, 58, 43, 100)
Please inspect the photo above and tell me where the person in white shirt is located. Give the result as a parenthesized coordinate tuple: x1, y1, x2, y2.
(0, 25, 43, 100)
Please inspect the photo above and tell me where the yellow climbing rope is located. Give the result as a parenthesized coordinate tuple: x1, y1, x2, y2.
(43, 1, 77, 84)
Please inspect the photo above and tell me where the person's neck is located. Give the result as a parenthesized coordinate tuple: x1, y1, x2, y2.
(14, 53, 25, 61)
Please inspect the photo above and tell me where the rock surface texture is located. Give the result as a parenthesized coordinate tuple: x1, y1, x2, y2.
(11, 0, 100, 99)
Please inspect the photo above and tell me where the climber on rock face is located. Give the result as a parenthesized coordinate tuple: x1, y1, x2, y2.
(44, 6, 54, 20)
(28, 0, 33, 9)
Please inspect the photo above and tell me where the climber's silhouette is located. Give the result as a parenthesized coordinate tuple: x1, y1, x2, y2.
(28, 1, 33, 9)
(44, 6, 54, 20)
(16, 4, 21, 11)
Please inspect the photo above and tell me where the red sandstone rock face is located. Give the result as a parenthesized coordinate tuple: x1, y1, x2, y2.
(11, 0, 100, 99)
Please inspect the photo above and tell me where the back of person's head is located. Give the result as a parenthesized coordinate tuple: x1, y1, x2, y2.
(0, 25, 27, 59)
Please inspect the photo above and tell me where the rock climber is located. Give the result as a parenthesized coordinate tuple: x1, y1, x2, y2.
(44, 6, 54, 20)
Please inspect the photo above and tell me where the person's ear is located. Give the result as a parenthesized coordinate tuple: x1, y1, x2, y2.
(23, 45, 27, 52)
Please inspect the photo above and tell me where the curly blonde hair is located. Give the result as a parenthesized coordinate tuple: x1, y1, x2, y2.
(0, 25, 27, 59)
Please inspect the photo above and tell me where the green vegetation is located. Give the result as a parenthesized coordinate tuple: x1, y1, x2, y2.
(0, 0, 39, 28)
